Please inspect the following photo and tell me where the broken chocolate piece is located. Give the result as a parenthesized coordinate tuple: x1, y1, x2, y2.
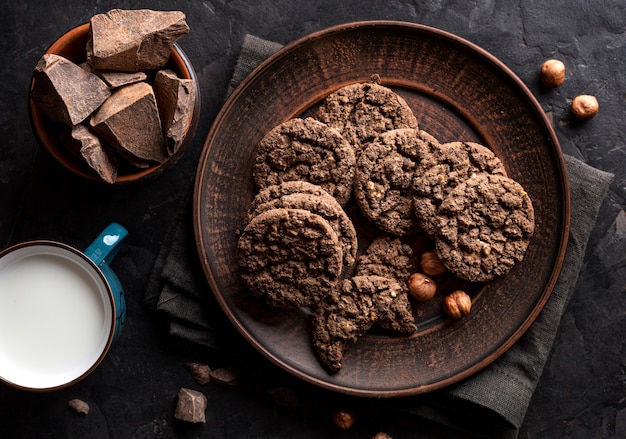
(209, 367, 240, 388)
(63, 124, 119, 183)
(79, 62, 94, 73)
(185, 362, 212, 385)
(31, 54, 111, 126)
(98, 71, 148, 89)
(90, 82, 167, 163)
(154, 69, 196, 155)
(87, 9, 190, 71)
(174, 388, 207, 424)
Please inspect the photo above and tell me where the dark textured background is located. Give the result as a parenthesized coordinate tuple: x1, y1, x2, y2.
(1, 1, 624, 438)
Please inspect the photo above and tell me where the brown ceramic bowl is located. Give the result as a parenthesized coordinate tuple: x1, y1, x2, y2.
(28, 23, 200, 185)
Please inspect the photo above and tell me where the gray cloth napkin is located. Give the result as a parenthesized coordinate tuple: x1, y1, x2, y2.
(144, 34, 614, 438)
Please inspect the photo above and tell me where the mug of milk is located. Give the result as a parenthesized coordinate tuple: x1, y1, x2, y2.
(0, 222, 128, 391)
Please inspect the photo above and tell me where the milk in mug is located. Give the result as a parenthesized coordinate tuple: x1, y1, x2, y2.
(0, 223, 126, 391)
(0, 251, 113, 389)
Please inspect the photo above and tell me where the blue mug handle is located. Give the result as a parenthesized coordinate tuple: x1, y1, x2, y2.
(84, 223, 128, 343)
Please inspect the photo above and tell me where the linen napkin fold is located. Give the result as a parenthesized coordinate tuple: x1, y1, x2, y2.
(144, 34, 614, 438)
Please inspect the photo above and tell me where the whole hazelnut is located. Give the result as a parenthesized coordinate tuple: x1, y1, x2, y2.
(420, 251, 446, 276)
(540, 59, 565, 88)
(407, 273, 437, 302)
(443, 290, 472, 320)
(332, 407, 356, 430)
(68, 398, 90, 415)
(571, 94, 599, 120)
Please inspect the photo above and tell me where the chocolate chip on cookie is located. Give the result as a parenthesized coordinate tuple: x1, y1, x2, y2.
(237, 208, 343, 308)
(253, 117, 355, 206)
(434, 173, 535, 283)
(312, 275, 416, 373)
(313, 82, 418, 158)
(354, 128, 438, 235)
(413, 141, 507, 239)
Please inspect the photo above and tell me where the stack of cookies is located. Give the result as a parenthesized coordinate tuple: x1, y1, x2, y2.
(237, 180, 356, 309)
(237, 79, 535, 373)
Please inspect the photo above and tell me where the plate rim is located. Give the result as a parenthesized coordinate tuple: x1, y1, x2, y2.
(193, 20, 571, 397)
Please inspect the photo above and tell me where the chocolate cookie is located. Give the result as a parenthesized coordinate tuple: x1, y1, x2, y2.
(249, 192, 358, 270)
(413, 141, 507, 239)
(249, 181, 336, 212)
(312, 275, 416, 373)
(253, 117, 356, 206)
(355, 235, 418, 293)
(355, 236, 418, 332)
(313, 82, 418, 158)
(434, 173, 535, 283)
(237, 208, 343, 308)
(354, 128, 438, 235)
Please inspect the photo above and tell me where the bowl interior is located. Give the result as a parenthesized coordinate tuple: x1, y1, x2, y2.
(29, 23, 200, 184)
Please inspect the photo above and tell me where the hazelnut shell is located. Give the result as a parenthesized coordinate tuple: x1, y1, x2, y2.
(332, 408, 356, 430)
(571, 94, 599, 120)
(540, 59, 565, 88)
(420, 251, 446, 276)
(407, 273, 437, 302)
(443, 290, 472, 320)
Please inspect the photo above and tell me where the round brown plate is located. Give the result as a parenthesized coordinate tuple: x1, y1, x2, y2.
(193, 21, 570, 397)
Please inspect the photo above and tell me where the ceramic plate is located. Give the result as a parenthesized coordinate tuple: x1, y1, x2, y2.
(193, 21, 570, 397)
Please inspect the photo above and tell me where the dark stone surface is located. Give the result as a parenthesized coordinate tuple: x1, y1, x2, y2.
(1, 1, 624, 438)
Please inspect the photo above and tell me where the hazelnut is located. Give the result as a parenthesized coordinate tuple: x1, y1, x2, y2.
(420, 250, 446, 276)
(571, 94, 599, 120)
(372, 433, 393, 439)
(68, 398, 90, 415)
(332, 407, 356, 430)
(407, 273, 437, 302)
(443, 290, 472, 320)
(540, 59, 565, 88)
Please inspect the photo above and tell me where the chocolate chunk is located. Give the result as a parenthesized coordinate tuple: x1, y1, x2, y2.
(209, 367, 240, 388)
(87, 9, 190, 71)
(63, 125, 120, 183)
(185, 362, 212, 385)
(31, 54, 111, 126)
(174, 388, 207, 424)
(154, 69, 196, 155)
(97, 71, 148, 89)
(90, 82, 167, 163)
